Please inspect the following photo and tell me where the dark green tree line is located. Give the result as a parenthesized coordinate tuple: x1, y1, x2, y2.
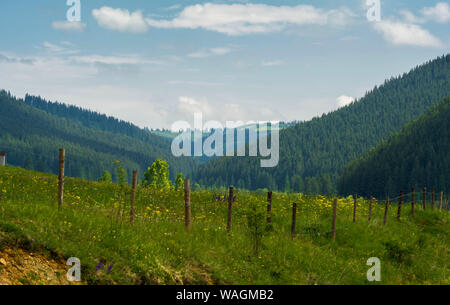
(339, 95, 450, 198)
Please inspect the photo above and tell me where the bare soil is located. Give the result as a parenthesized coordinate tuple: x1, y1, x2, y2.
(0, 246, 75, 285)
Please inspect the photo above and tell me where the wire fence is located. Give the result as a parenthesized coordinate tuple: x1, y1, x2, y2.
(0, 155, 448, 241)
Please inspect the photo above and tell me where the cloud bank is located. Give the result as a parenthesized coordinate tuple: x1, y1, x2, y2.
(421, 2, 450, 24)
(336, 95, 354, 108)
(92, 4, 353, 35)
(373, 21, 442, 48)
(92, 7, 148, 33)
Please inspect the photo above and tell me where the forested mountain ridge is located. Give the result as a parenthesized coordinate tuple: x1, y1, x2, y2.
(339, 95, 450, 198)
(0, 91, 198, 181)
(23, 94, 168, 149)
(195, 54, 450, 193)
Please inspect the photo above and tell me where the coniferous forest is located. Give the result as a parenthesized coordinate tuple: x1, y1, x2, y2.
(339, 95, 450, 198)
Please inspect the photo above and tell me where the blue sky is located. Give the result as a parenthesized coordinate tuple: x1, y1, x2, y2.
(0, 0, 449, 128)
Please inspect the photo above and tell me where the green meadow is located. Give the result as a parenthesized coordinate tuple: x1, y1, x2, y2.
(0, 166, 448, 284)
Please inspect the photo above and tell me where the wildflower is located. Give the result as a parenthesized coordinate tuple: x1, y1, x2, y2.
(107, 263, 114, 274)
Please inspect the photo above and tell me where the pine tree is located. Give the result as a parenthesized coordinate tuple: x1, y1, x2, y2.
(284, 174, 290, 192)
(23, 156, 34, 170)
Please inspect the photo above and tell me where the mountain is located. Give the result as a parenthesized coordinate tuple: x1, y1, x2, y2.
(195, 54, 450, 193)
(0, 91, 198, 182)
(339, 95, 450, 198)
(23, 94, 169, 149)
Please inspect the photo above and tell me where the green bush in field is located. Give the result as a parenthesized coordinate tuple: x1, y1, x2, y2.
(98, 170, 112, 183)
(142, 158, 171, 190)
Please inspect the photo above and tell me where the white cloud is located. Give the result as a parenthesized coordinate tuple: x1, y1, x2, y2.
(52, 21, 86, 32)
(211, 47, 231, 55)
(261, 60, 284, 67)
(70, 55, 162, 65)
(373, 21, 442, 48)
(400, 3, 450, 24)
(41, 42, 79, 55)
(399, 10, 425, 24)
(336, 95, 354, 108)
(43, 42, 66, 53)
(177, 96, 215, 117)
(327, 8, 356, 26)
(61, 41, 76, 47)
(168, 80, 224, 86)
(175, 96, 279, 126)
(162, 5, 182, 11)
(188, 47, 232, 58)
(421, 2, 450, 24)
(92, 7, 148, 33)
(146, 3, 353, 35)
(0, 53, 34, 65)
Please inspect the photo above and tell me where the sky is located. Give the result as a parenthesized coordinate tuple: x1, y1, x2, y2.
(0, 0, 449, 129)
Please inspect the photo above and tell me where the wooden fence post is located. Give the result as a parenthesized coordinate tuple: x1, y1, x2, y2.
(353, 194, 357, 223)
(130, 170, 137, 224)
(332, 199, 337, 241)
(291, 203, 297, 239)
(411, 187, 415, 216)
(397, 190, 403, 222)
(58, 148, 65, 209)
(383, 196, 389, 225)
(184, 179, 191, 230)
(439, 192, 443, 210)
(0, 151, 6, 166)
(227, 187, 233, 233)
(267, 191, 273, 223)
(368, 197, 373, 221)
(423, 187, 427, 210)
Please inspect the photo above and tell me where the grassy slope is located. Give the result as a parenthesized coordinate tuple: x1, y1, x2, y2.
(0, 166, 448, 284)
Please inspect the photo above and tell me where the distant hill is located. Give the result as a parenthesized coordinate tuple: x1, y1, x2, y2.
(150, 121, 296, 139)
(24, 94, 168, 148)
(195, 54, 450, 193)
(339, 95, 450, 198)
(0, 91, 198, 182)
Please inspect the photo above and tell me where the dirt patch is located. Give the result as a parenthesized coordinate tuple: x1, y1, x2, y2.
(0, 246, 75, 285)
